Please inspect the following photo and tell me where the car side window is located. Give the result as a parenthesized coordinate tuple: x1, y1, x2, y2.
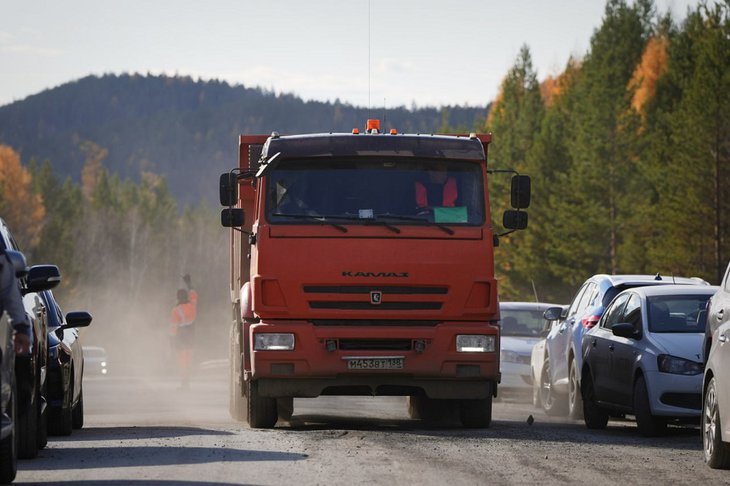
(577, 283, 597, 314)
(568, 284, 589, 317)
(622, 294, 642, 331)
(600, 293, 630, 329)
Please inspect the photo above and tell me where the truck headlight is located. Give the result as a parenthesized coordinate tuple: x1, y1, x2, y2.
(456, 335, 495, 353)
(254, 333, 295, 351)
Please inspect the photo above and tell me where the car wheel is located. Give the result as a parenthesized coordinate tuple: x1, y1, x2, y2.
(17, 398, 38, 459)
(460, 397, 492, 428)
(72, 385, 84, 430)
(568, 358, 583, 420)
(37, 380, 48, 449)
(49, 376, 73, 436)
(703, 377, 730, 468)
(0, 374, 18, 483)
(634, 375, 665, 437)
(532, 379, 541, 409)
(581, 369, 608, 429)
(246, 380, 277, 429)
(540, 358, 567, 416)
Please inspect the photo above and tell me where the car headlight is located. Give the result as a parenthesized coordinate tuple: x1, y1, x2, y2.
(500, 350, 521, 363)
(456, 335, 495, 353)
(254, 333, 295, 351)
(657, 354, 703, 375)
(101, 361, 107, 367)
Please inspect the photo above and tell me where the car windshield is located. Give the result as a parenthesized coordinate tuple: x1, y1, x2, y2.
(647, 295, 712, 333)
(266, 158, 485, 226)
(499, 309, 547, 337)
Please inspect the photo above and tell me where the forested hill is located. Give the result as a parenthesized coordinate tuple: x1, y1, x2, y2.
(0, 74, 489, 204)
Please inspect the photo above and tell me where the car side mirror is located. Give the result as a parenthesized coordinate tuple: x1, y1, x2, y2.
(5, 249, 28, 278)
(511, 175, 531, 209)
(611, 322, 640, 339)
(221, 208, 245, 228)
(25, 265, 61, 293)
(219, 172, 239, 207)
(543, 306, 563, 321)
(62, 311, 93, 330)
(503, 210, 528, 230)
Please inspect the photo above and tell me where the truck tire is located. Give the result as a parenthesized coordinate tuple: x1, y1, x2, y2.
(460, 396, 492, 428)
(540, 358, 567, 416)
(247, 380, 277, 429)
(0, 374, 17, 484)
(229, 329, 246, 421)
(407, 396, 456, 422)
(582, 370, 608, 429)
(634, 375, 665, 437)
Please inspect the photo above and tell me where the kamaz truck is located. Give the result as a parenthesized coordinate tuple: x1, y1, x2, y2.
(219, 119, 530, 428)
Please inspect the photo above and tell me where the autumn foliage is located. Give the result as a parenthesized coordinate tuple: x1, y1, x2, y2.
(0, 145, 45, 248)
(629, 35, 669, 115)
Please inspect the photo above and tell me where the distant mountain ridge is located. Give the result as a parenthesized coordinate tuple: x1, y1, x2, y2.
(0, 74, 489, 204)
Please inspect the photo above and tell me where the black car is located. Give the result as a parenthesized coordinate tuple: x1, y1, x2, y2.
(0, 219, 60, 460)
(42, 290, 91, 436)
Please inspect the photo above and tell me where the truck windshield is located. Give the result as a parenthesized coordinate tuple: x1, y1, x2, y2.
(266, 158, 485, 226)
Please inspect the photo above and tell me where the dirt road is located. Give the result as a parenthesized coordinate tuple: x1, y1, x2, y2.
(13, 366, 729, 485)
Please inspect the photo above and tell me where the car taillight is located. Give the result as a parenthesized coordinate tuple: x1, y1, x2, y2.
(582, 315, 600, 329)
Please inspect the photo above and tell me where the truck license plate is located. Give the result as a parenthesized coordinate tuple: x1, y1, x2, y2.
(346, 358, 404, 370)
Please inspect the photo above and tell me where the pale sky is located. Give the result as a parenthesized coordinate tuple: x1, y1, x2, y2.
(1, 0, 699, 109)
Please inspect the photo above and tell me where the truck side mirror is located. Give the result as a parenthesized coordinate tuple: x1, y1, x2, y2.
(221, 208, 245, 228)
(503, 210, 528, 230)
(511, 175, 531, 209)
(219, 173, 239, 207)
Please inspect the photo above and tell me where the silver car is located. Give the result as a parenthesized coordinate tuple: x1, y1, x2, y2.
(581, 285, 716, 436)
(703, 264, 730, 468)
(498, 302, 557, 397)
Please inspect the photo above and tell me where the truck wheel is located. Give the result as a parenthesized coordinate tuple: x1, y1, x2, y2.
(540, 358, 567, 416)
(72, 386, 84, 430)
(0, 374, 17, 483)
(247, 380, 277, 429)
(582, 370, 608, 429)
(17, 399, 38, 459)
(460, 396, 492, 428)
(568, 359, 583, 420)
(703, 377, 730, 468)
(407, 396, 456, 422)
(229, 330, 246, 421)
(634, 375, 665, 437)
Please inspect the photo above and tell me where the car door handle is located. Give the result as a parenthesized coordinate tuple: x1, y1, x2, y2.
(608, 344, 615, 352)
(720, 334, 728, 344)
(718, 309, 725, 321)
(591, 338, 597, 348)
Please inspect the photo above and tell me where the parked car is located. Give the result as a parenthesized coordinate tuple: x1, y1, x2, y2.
(702, 266, 730, 468)
(83, 346, 108, 376)
(0, 250, 30, 484)
(539, 274, 708, 418)
(499, 302, 558, 398)
(42, 290, 91, 436)
(581, 285, 715, 436)
(0, 219, 60, 459)
(531, 305, 568, 408)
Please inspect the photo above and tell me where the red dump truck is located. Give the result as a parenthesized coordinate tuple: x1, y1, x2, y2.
(219, 119, 530, 428)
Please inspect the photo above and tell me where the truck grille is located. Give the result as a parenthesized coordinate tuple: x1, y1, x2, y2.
(305, 285, 447, 311)
(337, 339, 412, 351)
(310, 320, 440, 327)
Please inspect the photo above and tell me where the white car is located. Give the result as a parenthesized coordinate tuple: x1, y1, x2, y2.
(499, 302, 557, 397)
(703, 264, 730, 468)
(581, 285, 717, 436)
(83, 346, 108, 376)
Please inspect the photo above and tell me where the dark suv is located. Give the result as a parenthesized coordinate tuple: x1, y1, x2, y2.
(0, 219, 60, 460)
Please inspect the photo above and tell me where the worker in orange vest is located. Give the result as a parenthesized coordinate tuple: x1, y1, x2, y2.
(169, 274, 197, 389)
(415, 164, 458, 211)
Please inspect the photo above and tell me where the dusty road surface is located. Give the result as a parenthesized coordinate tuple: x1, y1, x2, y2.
(13, 364, 730, 485)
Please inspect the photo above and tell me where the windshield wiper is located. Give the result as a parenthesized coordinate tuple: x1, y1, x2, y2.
(271, 213, 348, 233)
(375, 213, 455, 235)
(321, 214, 401, 234)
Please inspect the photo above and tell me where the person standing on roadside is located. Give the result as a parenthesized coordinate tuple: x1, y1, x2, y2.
(1, 250, 31, 355)
(169, 274, 197, 389)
